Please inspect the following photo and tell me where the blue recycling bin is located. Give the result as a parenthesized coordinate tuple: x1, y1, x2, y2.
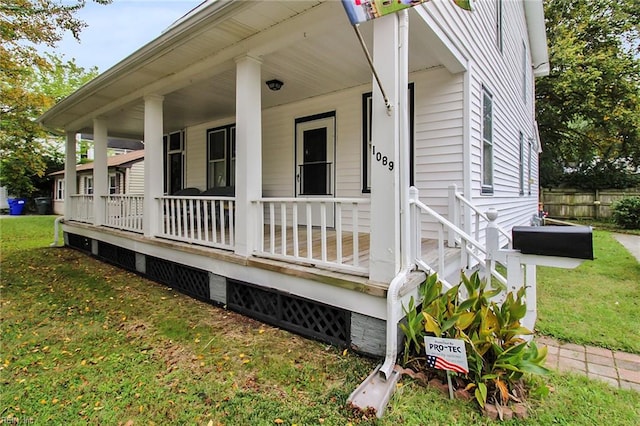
(8, 198, 27, 215)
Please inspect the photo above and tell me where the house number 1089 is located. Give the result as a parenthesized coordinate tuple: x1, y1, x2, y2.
(372, 145, 394, 171)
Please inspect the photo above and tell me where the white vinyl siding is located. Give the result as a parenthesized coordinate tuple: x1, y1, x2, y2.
(413, 67, 464, 216)
(127, 161, 145, 194)
(420, 0, 539, 232)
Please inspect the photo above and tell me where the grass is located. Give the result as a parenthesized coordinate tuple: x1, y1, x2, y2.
(1, 216, 639, 425)
(536, 230, 640, 353)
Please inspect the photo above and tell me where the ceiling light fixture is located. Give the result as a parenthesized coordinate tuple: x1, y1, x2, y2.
(266, 79, 284, 91)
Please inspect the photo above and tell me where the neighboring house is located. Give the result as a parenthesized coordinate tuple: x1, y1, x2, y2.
(77, 134, 145, 161)
(50, 150, 145, 215)
(39, 0, 548, 369)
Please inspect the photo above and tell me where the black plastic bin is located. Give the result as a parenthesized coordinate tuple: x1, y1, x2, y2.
(35, 197, 52, 215)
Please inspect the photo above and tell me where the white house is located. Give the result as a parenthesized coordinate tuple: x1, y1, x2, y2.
(39, 0, 548, 374)
(49, 149, 145, 216)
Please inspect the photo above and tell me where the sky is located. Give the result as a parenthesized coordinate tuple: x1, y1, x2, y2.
(45, 1, 203, 72)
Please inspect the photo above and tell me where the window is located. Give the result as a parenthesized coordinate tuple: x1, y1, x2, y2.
(527, 137, 533, 195)
(522, 41, 528, 102)
(163, 131, 184, 194)
(362, 83, 415, 193)
(109, 173, 121, 195)
(518, 132, 524, 195)
(56, 179, 64, 200)
(206, 124, 235, 188)
(482, 87, 494, 194)
(496, 0, 503, 53)
(83, 176, 94, 195)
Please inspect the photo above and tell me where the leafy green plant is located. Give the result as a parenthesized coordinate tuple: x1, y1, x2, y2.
(401, 272, 550, 410)
(611, 196, 640, 229)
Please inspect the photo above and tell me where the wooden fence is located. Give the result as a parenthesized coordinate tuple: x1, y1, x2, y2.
(541, 188, 640, 219)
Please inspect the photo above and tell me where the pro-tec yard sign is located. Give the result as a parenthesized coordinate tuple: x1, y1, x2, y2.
(424, 336, 469, 374)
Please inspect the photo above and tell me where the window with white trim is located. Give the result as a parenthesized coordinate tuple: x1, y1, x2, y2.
(109, 173, 121, 195)
(206, 124, 235, 188)
(522, 40, 528, 102)
(163, 131, 185, 195)
(518, 131, 525, 195)
(55, 178, 64, 200)
(362, 84, 415, 193)
(496, 0, 503, 53)
(527, 137, 533, 195)
(482, 87, 494, 194)
(83, 176, 93, 195)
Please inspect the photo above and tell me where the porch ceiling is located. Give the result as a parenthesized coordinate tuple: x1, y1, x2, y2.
(40, 1, 445, 139)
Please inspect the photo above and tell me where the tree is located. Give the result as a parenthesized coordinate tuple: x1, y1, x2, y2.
(1, 54, 98, 197)
(536, 0, 640, 188)
(0, 0, 109, 197)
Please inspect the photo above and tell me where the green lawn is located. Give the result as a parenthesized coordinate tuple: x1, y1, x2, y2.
(536, 230, 640, 353)
(1, 216, 638, 425)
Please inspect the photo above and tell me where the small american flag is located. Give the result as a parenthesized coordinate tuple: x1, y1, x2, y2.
(426, 354, 468, 374)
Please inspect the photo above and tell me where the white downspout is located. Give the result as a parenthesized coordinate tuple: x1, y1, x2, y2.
(379, 266, 412, 380)
(50, 216, 63, 247)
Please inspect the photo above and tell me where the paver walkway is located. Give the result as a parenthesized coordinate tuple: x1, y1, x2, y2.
(536, 335, 640, 392)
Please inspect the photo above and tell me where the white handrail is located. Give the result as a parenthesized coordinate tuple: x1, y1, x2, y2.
(411, 189, 507, 287)
(454, 191, 512, 246)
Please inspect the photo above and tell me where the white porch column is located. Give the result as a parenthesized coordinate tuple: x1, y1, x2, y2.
(64, 131, 77, 220)
(143, 95, 164, 238)
(234, 55, 263, 257)
(369, 14, 402, 283)
(93, 118, 108, 226)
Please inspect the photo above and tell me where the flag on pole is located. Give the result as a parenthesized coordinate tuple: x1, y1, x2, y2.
(342, 0, 473, 26)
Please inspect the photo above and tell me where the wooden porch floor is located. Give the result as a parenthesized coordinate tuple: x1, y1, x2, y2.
(257, 224, 461, 280)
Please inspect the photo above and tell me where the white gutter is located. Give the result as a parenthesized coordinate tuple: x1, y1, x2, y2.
(524, 0, 550, 77)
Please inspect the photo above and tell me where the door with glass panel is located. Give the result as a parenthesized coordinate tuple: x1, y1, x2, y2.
(295, 113, 335, 227)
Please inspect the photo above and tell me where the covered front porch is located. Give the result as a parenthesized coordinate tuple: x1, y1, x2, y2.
(43, 0, 473, 287)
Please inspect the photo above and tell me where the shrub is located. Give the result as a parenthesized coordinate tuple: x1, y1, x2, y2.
(400, 272, 549, 410)
(611, 196, 640, 229)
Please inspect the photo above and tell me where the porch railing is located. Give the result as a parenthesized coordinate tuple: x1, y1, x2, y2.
(410, 187, 507, 289)
(157, 195, 235, 250)
(68, 194, 94, 224)
(103, 194, 144, 233)
(448, 184, 512, 249)
(253, 197, 370, 275)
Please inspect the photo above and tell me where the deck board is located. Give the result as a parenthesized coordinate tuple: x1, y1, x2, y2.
(258, 224, 459, 278)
